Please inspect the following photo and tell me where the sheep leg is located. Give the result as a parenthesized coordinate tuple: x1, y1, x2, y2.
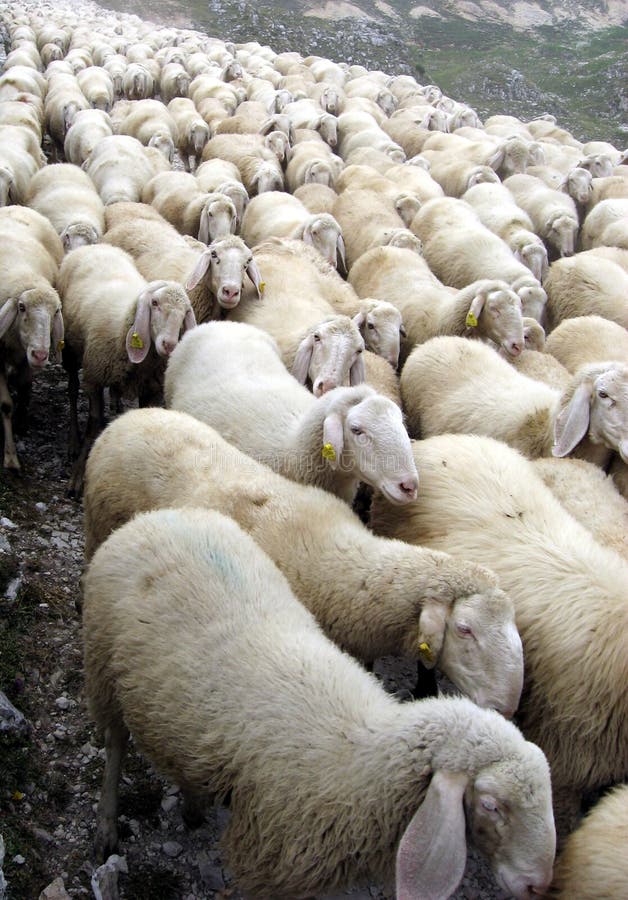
(12, 359, 33, 436)
(0, 368, 19, 470)
(412, 662, 438, 701)
(67, 386, 104, 499)
(94, 718, 130, 863)
(65, 351, 82, 459)
(181, 790, 207, 828)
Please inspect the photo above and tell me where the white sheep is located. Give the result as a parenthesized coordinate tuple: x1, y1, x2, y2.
(159, 62, 191, 105)
(83, 406, 526, 719)
(121, 62, 154, 100)
(505, 323, 572, 391)
(550, 785, 628, 899)
(25, 162, 106, 251)
(113, 97, 176, 163)
(76, 66, 115, 112)
(0, 96, 43, 143)
(400, 336, 628, 470)
(83, 134, 170, 205)
(164, 321, 417, 504)
(462, 181, 549, 281)
(84, 503, 553, 898)
(142, 171, 237, 243)
(293, 181, 338, 215)
(0, 64, 47, 104)
(241, 191, 345, 268)
(0, 122, 46, 205)
(285, 138, 344, 192)
(370, 431, 628, 832)
(104, 203, 262, 320)
(543, 252, 628, 330)
(332, 187, 417, 268)
(579, 197, 628, 250)
(411, 196, 545, 294)
(43, 71, 90, 157)
(166, 97, 209, 172)
(0, 207, 64, 470)
(193, 158, 249, 225)
(349, 246, 526, 362)
(584, 174, 628, 210)
(526, 164, 593, 208)
(532, 456, 628, 560)
(503, 173, 579, 258)
(57, 242, 196, 496)
(201, 133, 285, 195)
(418, 153, 500, 198)
(63, 108, 113, 166)
(544, 313, 628, 374)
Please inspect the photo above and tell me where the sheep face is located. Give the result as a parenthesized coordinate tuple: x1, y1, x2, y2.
(325, 389, 418, 503)
(148, 131, 174, 164)
(301, 214, 345, 269)
(61, 222, 100, 252)
(185, 238, 263, 309)
(0, 288, 64, 367)
(463, 746, 555, 898)
(511, 276, 547, 324)
(126, 281, 196, 363)
(353, 301, 404, 368)
(466, 285, 525, 358)
(198, 195, 237, 244)
(250, 162, 283, 195)
(512, 237, 549, 283)
(438, 588, 523, 717)
(563, 167, 592, 204)
(292, 318, 365, 396)
(586, 365, 628, 462)
(379, 228, 423, 255)
(217, 180, 249, 228)
(546, 214, 577, 257)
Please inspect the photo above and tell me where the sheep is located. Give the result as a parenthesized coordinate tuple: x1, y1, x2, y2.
(83, 134, 170, 205)
(188, 73, 241, 113)
(104, 205, 262, 320)
(526, 164, 593, 208)
(0, 97, 44, 143)
(57, 242, 196, 496)
(0, 122, 46, 205)
(122, 62, 155, 100)
(201, 133, 285, 195)
(113, 98, 176, 163)
(0, 64, 47, 104)
(509, 273, 549, 323)
(462, 182, 549, 281)
(240, 192, 345, 268)
(283, 98, 338, 148)
(166, 97, 209, 172)
(400, 336, 628, 471)
(84, 504, 553, 898)
(164, 320, 417, 504)
(351, 297, 405, 368)
(579, 197, 628, 250)
(76, 66, 115, 112)
(0, 211, 64, 471)
(284, 139, 344, 192)
(543, 253, 628, 330)
(293, 181, 338, 214)
(418, 154, 500, 198)
(532, 456, 628, 560)
(544, 315, 628, 377)
(83, 405, 526, 722)
(142, 171, 237, 243)
(584, 174, 628, 209)
(63, 108, 114, 166)
(25, 163, 105, 252)
(102, 55, 127, 98)
(383, 160, 445, 204)
(347, 246, 526, 363)
(503, 173, 579, 258)
(506, 324, 572, 391)
(159, 62, 191, 105)
(343, 75, 396, 116)
(411, 196, 545, 292)
(370, 431, 628, 833)
(43, 72, 90, 158)
(332, 188, 416, 268)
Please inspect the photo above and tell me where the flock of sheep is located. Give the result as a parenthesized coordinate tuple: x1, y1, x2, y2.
(0, 0, 627, 896)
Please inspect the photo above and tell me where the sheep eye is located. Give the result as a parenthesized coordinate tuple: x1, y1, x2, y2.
(313, 333, 321, 342)
(151, 298, 159, 308)
(598, 390, 609, 399)
(350, 425, 363, 435)
(456, 623, 473, 638)
(400, 325, 407, 337)
(356, 347, 363, 353)
(367, 322, 375, 330)
(211, 250, 219, 260)
(18, 301, 26, 312)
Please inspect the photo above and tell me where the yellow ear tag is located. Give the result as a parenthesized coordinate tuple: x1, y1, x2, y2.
(259, 281, 266, 293)
(466, 311, 478, 328)
(56, 339, 65, 351)
(130, 331, 144, 349)
(419, 641, 433, 662)
(321, 442, 336, 461)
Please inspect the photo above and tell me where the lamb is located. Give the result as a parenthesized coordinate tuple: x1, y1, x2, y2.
(113, 98, 177, 163)
(544, 314, 628, 374)
(370, 431, 628, 832)
(400, 336, 628, 471)
(57, 242, 196, 496)
(0, 207, 64, 471)
(63, 108, 113, 166)
(410, 196, 546, 293)
(25, 162, 106, 251)
(348, 246, 526, 362)
(164, 321, 417, 504)
(579, 197, 628, 250)
(503, 173, 579, 258)
(543, 253, 628, 330)
(142, 171, 237, 243)
(76, 66, 115, 112)
(83, 134, 170, 205)
(201, 133, 285, 195)
(0, 122, 46, 205)
(549, 785, 628, 899)
(532, 457, 628, 560)
(166, 97, 209, 172)
(84, 504, 553, 898)
(241, 192, 345, 268)
(462, 182, 549, 281)
(83, 406, 526, 720)
(104, 205, 262, 320)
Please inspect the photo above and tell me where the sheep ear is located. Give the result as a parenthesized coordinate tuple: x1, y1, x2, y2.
(126, 290, 152, 363)
(352, 311, 366, 334)
(467, 290, 487, 326)
(396, 770, 469, 900)
(183, 307, 197, 332)
(185, 251, 212, 290)
(349, 352, 366, 386)
(553, 380, 592, 457)
(292, 334, 314, 384)
(198, 207, 210, 244)
(486, 144, 505, 172)
(52, 308, 65, 363)
(336, 233, 346, 273)
(322, 410, 344, 469)
(0, 298, 18, 338)
(246, 258, 264, 299)
(302, 223, 314, 247)
(417, 600, 449, 669)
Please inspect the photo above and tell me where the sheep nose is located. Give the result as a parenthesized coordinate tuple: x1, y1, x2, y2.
(219, 285, 240, 306)
(507, 341, 523, 357)
(399, 479, 418, 500)
(529, 882, 551, 897)
(313, 379, 336, 397)
(31, 349, 49, 365)
(162, 339, 177, 355)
